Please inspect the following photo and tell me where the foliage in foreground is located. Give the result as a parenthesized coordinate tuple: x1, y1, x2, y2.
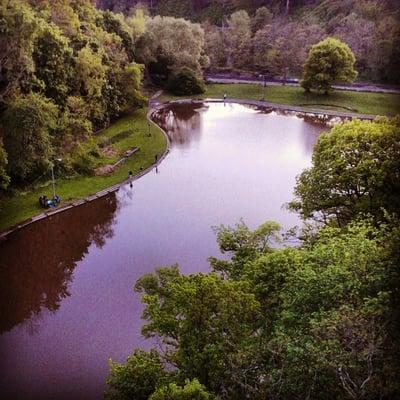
(106, 219, 399, 399)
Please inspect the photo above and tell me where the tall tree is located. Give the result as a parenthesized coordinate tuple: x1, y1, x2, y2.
(301, 37, 357, 93)
(1, 93, 58, 182)
(289, 118, 400, 225)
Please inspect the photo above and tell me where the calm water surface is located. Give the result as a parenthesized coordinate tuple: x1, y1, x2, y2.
(0, 103, 328, 399)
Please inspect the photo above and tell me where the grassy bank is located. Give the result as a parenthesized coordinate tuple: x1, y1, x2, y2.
(160, 83, 400, 116)
(0, 108, 167, 232)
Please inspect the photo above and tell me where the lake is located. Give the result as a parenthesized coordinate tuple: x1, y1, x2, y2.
(0, 102, 328, 399)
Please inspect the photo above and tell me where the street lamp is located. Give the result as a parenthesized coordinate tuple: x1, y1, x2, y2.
(259, 74, 267, 101)
(50, 158, 62, 198)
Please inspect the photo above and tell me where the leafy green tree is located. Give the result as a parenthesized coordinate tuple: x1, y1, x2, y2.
(203, 22, 226, 68)
(226, 10, 251, 69)
(167, 67, 205, 95)
(105, 349, 167, 400)
(150, 379, 211, 400)
(58, 95, 92, 140)
(119, 62, 146, 107)
(209, 220, 281, 280)
(1, 92, 58, 182)
(136, 15, 208, 83)
(269, 221, 391, 399)
(32, 25, 74, 106)
(301, 37, 357, 93)
(0, 1, 39, 103)
(289, 118, 400, 225)
(135, 266, 260, 396)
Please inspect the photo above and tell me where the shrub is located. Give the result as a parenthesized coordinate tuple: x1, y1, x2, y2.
(167, 68, 206, 96)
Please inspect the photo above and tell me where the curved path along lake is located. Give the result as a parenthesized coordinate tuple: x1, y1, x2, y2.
(0, 102, 329, 399)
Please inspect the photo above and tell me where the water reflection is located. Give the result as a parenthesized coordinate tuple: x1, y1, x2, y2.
(152, 102, 205, 147)
(0, 195, 117, 333)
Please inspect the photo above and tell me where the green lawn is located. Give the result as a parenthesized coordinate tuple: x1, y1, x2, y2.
(160, 83, 400, 116)
(0, 108, 167, 231)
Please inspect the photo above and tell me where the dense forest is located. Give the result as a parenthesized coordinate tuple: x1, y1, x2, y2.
(0, 0, 209, 191)
(97, 0, 400, 83)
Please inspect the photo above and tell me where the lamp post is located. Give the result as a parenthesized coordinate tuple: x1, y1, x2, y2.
(51, 158, 62, 198)
(259, 73, 267, 101)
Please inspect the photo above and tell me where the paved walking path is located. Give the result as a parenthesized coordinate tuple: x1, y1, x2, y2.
(206, 76, 400, 94)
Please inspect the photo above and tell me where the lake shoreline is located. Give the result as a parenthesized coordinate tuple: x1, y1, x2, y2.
(0, 98, 374, 239)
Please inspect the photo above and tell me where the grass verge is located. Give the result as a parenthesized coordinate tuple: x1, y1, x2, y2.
(0, 108, 167, 232)
(160, 83, 400, 116)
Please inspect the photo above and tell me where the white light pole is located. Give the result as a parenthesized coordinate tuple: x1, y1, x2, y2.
(259, 74, 267, 100)
(51, 158, 62, 198)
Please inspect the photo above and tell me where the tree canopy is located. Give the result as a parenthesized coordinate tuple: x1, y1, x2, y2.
(106, 218, 399, 399)
(289, 117, 400, 225)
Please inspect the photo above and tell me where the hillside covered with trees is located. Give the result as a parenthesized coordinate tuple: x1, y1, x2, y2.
(97, 0, 400, 83)
(0, 0, 208, 192)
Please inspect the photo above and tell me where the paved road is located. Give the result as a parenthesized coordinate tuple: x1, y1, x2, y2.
(206, 77, 400, 94)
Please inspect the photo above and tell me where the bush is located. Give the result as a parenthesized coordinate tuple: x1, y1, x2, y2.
(167, 68, 206, 96)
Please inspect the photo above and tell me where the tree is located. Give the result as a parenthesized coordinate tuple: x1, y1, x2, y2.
(167, 67, 205, 95)
(289, 118, 400, 226)
(119, 62, 146, 107)
(136, 15, 208, 84)
(75, 45, 108, 122)
(105, 349, 167, 400)
(226, 10, 251, 68)
(209, 220, 281, 280)
(301, 37, 357, 93)
(0, 1, 39, 103)
(251, 6, 273, 34)
(100, 10, 135, 61)
(135, 266, 260, 396)
(150, 379, 211, 400)
(1, 92, 58, 182)
(32, 25, 74, 106)
(269, 221, 391, 399)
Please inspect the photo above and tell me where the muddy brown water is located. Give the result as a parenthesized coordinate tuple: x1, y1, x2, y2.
(0, 103, 330, 399)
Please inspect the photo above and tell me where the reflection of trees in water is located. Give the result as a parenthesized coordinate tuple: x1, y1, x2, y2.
(0, 194, 117, 333)
(253, 105, 341, 127)
(153, 103, 204, 148)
